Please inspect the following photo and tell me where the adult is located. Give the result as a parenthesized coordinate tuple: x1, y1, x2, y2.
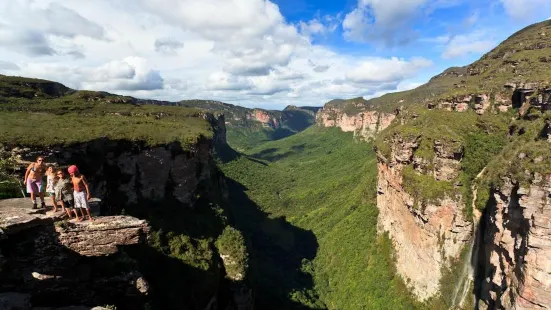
(24, 156, 47, 209)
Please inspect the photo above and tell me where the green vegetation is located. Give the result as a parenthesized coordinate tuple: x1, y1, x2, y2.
(221, 127, 423, 309)
(325, 20, 551, 113)
(0, 76, 214, 147)
(0, 151, 22, 199)
(375, 108, 509, 216)
(216, 226, 249, 281)
(402, 165, 455, 208)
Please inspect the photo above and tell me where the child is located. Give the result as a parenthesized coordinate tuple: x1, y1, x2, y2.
(54, 169, 74, 219)
(45, 166, 57, 211)
(68, 165, 93, 221)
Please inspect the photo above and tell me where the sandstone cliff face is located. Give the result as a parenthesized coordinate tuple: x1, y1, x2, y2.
(477, 176, 551, 309)
(247, 109, 280, 129)
(0, 199, 150, 309)
(316, 107, 396, 140)
(427, 82, 551, 115)
(376, 136, 472, 300)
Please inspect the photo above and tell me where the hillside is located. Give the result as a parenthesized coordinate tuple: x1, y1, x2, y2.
(220, 127, 423, 309)
(179, 100, 319, 150)
(323, 20, 551, 114)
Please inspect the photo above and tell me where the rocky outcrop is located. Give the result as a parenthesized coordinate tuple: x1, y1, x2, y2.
(376, 135, 472, 300)
(0, 199, 150, 309)
(477, 176, 551, 309)
(316, 107, 396, 140)
(4, 115, 228, 213)
(427, 83, 551, 115)
(247, 109, 280, 129)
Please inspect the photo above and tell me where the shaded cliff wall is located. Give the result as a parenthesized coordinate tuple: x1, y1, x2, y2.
(0, 200, 150, 309)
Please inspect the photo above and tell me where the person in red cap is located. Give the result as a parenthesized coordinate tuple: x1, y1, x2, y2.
(68, 165, 93, 221)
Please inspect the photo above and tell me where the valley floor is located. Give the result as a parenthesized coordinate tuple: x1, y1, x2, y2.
(221, 127, 424, 309)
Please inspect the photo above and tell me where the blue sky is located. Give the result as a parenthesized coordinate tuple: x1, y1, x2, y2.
(0, 0, 549, 109)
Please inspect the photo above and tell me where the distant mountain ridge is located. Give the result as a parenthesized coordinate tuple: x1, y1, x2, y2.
(0, 74, 321, 150)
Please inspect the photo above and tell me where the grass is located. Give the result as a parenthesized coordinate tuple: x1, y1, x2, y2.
(221, 126, 423, 309)
(0, 96, 213, 147)
(324, 20, 551, 113)
(374, 108, 510, 217)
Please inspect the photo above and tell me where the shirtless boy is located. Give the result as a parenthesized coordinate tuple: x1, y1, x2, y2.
(24, 156, 47, 209)
(68, 165, 93, 221)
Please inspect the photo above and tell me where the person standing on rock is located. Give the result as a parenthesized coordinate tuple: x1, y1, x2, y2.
(24, 156, 47, 209)
(68, 165, 93, 221)
(54, 169, 74, 218)
(45, 166, 57, 210)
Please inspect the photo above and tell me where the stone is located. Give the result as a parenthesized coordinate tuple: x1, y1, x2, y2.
(0, 198, 151, 308)
(478, 177, 551, 309)
(376, 137, 472, 300)
(316, 105, 396, 140)
(0, 292, 31, 310)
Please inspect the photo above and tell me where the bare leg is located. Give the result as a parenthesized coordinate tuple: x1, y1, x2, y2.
(39, 192, 46, 207)
(77, 208, 84, 221)
(30, 191, 37, 208)
(51, 196, 57, 212)
(85, 208, 94, 221)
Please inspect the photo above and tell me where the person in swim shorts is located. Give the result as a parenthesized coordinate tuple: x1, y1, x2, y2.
(68, 165, 93, 221)
(24, 156, 46, 209)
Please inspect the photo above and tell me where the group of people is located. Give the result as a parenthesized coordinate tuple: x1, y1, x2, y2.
(23, 156, 94, 221)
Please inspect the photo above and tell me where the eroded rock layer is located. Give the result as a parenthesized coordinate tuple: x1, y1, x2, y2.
(376, 136, 472, 300)
(0, 199, 150, 309)
(477, 177, 551, 309)
(316, 106, 396, 140)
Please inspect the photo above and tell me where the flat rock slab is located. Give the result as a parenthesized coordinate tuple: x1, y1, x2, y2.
(0, 198, 67, 236)
(56, 216, 149, 256)
(0, 198, 149, 257)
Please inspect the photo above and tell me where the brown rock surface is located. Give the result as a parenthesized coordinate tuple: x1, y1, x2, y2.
(376, 136, 472, 300)
(477, 177, 551, 309)
(316, 107, 395, 140)
(0, 199, 151, 309)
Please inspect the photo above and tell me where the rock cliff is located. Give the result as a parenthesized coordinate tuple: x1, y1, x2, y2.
(0, 199, 150, 309)
(315, 101, 396, 140)
(376, 135, 472, 300)
(476, 175, 551, 309)
(4, 114, 227, 214)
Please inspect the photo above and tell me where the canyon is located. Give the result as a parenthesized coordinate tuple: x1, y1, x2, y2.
(1, 19, 551, 310)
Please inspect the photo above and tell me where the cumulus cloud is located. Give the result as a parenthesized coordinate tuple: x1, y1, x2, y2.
(343, 0, 428, 46)
(142, 0, 307, 76)
(83, 57, 164, 91)
(441, 32, 495, 59)
(0, 28, 56, 56)
(345, 57, 432, 84)
(0, 1, 105, 56)
(154, 38, 184, 54)
(0, 61, 20, 70)
(0, 0, 438, 108)
(207, 72, 252, 91)
(499, 0, 551, 20)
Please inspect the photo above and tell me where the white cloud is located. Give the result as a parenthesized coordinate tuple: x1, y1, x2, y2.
(500, 0, 551, 20)
(154, 38, 184, 54)
(343, 0, 428, 45)
(345, 57, 432, 83)
(0, 61, 20, 71)
(441, 32, 495, 59)
(0, 1, 105, 56)
(0, 0, 436, 109)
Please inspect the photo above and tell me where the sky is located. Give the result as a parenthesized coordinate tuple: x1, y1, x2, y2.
(0, 0, 550, 109)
